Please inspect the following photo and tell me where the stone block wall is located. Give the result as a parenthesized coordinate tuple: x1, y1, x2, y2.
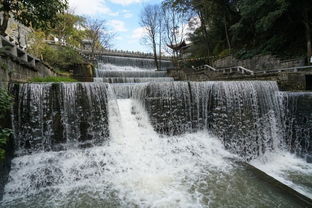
(0, 13, 32, 48)
(72, 63, 95, 82)
(168, 68, 312, 91)
(0, 36, 57, 89)
(213, 55, 305, 71)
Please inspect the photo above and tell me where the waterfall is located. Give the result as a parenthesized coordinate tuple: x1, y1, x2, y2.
(133, 81, 282, 160)
(10, 83, 115, 156)
(95, 68, 174, 95)
(96, 55, 172, 70)
(95, 77, 174, 83)
(1, 50, 312, 207)
(2, 98, 308, 208)
(96, 70, 168, 78)
(278, 92, 312, 160)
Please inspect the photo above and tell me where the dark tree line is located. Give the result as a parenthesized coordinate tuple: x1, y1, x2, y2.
(165, 0, 312, 61)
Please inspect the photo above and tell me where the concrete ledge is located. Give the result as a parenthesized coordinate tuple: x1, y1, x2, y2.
(241, 161, 312, 207)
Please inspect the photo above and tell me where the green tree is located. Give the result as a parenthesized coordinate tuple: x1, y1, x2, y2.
(231, 0, 290, 56)
(165, 0, 312, 60)
(49, 13, 86, 47)
(164, 0, 239, 57)
(0, 0, 68, 36)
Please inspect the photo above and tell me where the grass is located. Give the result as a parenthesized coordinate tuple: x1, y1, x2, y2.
(54, 68, 73, 77)
(29, 76, 78, 83)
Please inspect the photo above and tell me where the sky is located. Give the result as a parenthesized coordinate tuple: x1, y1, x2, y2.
(68, 0, 162, 52)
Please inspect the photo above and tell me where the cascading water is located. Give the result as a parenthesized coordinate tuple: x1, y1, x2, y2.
(249, 91, 312, 199)
(96, 55, 172, 70)
(278, 92, 312, 159)
(1, 55, 312, 207)
(95, 77, 174, 83)
(132, 81, 282, 160)
(96, 71, 168, 77)
(95, 70, 173, 84)
(10, 83, 113, 155)
(1, 97, 309, 208)
(95, 56, 174, 84)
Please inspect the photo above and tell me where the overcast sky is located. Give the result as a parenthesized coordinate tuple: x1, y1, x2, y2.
(68, 0, 161, 52)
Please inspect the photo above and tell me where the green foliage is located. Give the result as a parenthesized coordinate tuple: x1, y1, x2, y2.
(0, 0, 68, 34)
(0, 89, 12, 119)
(218, 49, 231, 58)
(29, 76, 77, 83)
(167, 0, 312, 60)
(45, 13, 87, 47)
(27, 36, 85, 72)
(0, 88, 12, 161)
(42, 45, 85, 72)
(27, 31, 47, 58)
(0, 128, 11, 160)
(0, 61, 8, 71)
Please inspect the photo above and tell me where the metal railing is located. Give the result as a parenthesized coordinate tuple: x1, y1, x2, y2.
(192, 64, 312, 77)
(218, 66, 254, 75)
(192, 64, 217, 71)
(254, 65, 312, 74)
(193, 65, 254, 75)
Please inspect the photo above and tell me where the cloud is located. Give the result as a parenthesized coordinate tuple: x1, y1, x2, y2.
(109, 0, 143, 6)
(121, 10, 133, 18)
(108, 20, 128, 32)
(69, 0, 118, 16)
(131, 27, 146, 39)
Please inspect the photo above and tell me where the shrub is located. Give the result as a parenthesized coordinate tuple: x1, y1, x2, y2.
(42, 45, 85, 72)
(0, 88, 12, 160)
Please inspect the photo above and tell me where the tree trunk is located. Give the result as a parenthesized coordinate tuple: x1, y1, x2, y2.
(224, 15, 231, 53)
(158, 23, 162, 70)
(304, 9, 312, 64)
(152, 38, 159, 70)
(198, 11, 210, 57)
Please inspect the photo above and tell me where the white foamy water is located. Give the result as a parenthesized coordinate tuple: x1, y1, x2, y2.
(251, 150, 312, 198)
(1, 99, 310, 208)
(1, 99, 234, 208)
(98, 63, 156, 71)
(103, 99, 235, 207)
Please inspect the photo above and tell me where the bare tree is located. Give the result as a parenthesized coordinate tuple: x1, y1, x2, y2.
(140, 4, 161, 70)
(161, 4, 188, 58)
(84, 18, 115, 56)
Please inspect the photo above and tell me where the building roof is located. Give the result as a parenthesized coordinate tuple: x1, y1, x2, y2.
(167, 40, 190, 51)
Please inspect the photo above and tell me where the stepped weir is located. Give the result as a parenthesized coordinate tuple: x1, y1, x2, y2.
(1, 55, 312, 207)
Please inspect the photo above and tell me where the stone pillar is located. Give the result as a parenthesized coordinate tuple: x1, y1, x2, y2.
(72, 63, 94, 82)
(27, 55, 36, 67)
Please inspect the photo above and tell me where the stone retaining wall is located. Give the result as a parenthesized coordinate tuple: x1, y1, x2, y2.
(213, 55, 305, 71)
(0, 36, 56, 89)
(167, 68, 312, 91)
